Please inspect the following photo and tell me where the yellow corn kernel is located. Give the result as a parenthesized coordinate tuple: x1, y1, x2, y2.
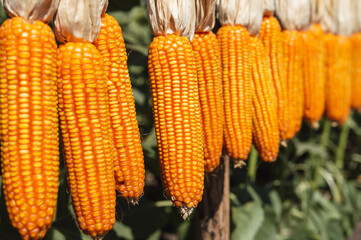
(250, 37, 280, 162)
(57, 42, 116, 238)
(0, 17, 59, 240)
(217, 25, 252, 164)
(191, 31, 223, 173)
(259, 16, 289, 140)
(148, 34, 204, 218)
(325, 34, 351, 125)
(94, 13, 145, 203)
(283, 30, 304, 139)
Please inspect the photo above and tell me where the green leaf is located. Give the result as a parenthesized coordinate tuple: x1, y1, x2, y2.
(112, 221, 134, 239)
(269, 190, 282, 222)
(231, 201, 264, 240)
(254, 216, 278, 240)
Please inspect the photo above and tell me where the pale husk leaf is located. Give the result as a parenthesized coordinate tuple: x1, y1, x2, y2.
(2, 0, 60, 23)
(54, 0, 107, 43)
(217, 0, 249, 26)
(335, 0, 353, 36)
(275, 0, 311, 31)
(248, 0, 263, 36)
(310, 0, 325, 23)
(195, 0, 216, 32)
(319, 0, 336, 33)
(147, 0, 195, 41)
(354, 0, 361, 32)
(263, 0, 275, 16)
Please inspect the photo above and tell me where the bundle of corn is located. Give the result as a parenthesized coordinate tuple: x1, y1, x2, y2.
(302, 0, 326, 128)
(190, 0, 223, 173)
(259, 0, 289, 142)
(54, 0, 116, 238)
(248, 0, 280, 162)
(93, 3, 145, 204)
(217, 0, 252, 165)
(275, 0, 309, 139)
(350, 0, 361, 111)
(321, 0, 352, 125)
(0, 1, 60, 239)
(147, 0, 204, 218)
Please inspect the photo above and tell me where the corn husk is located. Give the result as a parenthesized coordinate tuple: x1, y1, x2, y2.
(354, 0, 361, 32)
(2, 0, 60, 23)
(310, 0, 325, 24)
(263, 0, 275, 16)
(319, 0, 336, 33)
(335, 0, 353, 36)
(147, 0, 195, 40)
(248, 0, 263, 36)
(275, 0, 311, 31)
(54, 0, 107, 43)
(195, 0, 216, 32)
(217, 0, 249, 26)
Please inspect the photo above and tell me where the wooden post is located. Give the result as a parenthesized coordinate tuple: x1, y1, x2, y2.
(196, 154, 230, 240)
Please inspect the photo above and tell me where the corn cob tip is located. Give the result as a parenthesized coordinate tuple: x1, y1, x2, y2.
(280, 140, 288, 148)
(233, 160, 247, 168)
(309, 121, 320, 130)
(93, 237, 104, 240)
(331, 122, 339, 127)
(128, 197, 140, 206)
(180, 206, 194, 220)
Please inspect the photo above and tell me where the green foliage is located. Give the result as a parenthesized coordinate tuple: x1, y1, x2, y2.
(0, 1, 360, 240)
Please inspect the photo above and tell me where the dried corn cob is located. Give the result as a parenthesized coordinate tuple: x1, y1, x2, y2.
(191, 31, 223, 173)
(0, 17, 59, 240)
(302, 23, 326, 128)
(57, 42, 116, 238)
(282, 30, 304, 139)
(259, 16, 289, 140)
(325, 34, 351, 125)
(351, 32, 361, 111)
(148, 34, 204, 218)
(250, 36, 279, 162)
(94, 13, 145, 203)
(217, 25, 252, 163)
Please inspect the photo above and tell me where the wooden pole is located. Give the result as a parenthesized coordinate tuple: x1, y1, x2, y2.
(196, 154, 230, 240)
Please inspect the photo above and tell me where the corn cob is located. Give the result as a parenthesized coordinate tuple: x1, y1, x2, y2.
(191, 31, 223, 173)
(148, 34, 204, 218)
(259, 16, 289, 140)
(351, 32, 361, 111)
(250, 37, 279, 162)
(325, 33, 351, 125)
(94, 13, 145, 203)
(302, 23, 326, 128)
(57, 42, 116, 238)
(0, 17, 59, 240)
(282, 30, 304, 139)
(217, 25, 252, 163)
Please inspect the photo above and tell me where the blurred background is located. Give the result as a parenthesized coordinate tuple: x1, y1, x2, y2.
(0, 0, 360, 239)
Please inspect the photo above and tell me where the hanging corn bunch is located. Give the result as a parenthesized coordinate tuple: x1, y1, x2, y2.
(259, 0, 289, 142)
(93, 3, 145, 204)
(217, 0, 253, 165)
(350, 0, 361, 112)
(321, 0, 352, 125)
(191, 0, 223, 173)
(248, 0, 280, 162)
(147, 0, 204, 219)
(0, 1, 60, 239)
(302, 0, 326, 128)
(275, 0, 309, 139)
(54, 0, 116, 238)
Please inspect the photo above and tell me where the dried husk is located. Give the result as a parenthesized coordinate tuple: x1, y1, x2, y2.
(217, 0, 249, 26)
(263, 0, 275, 16)
(335, 0, 353, 36)
(310, 0, 325, 24)
(195, 0, 216, 32)
(319, 0, 336, 33)
(2, 0, 60, 23)
(354, 0, 361, 32)
(248, 0, 263, 36)
(275, 0, 311, 31)
(147, 0, 195, 40)
(54, 0, 107, 43)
